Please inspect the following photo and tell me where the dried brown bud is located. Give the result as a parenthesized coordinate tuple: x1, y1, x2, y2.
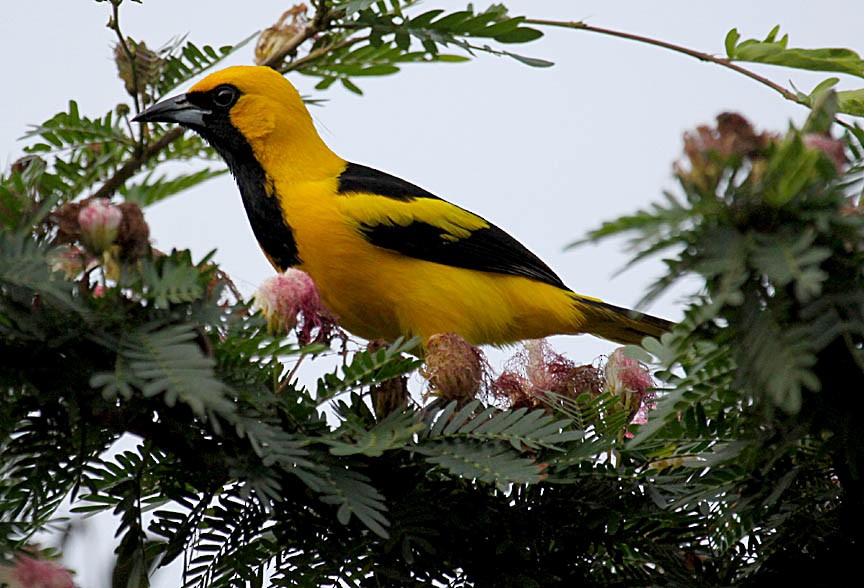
(114, 40, 165, 97)
(255, 5, 309, 66)
(424, 333, 487, 403)
(49, 199, 150, 261)
(677, 113, 779, 191)
(50, 201, 85, 245)
(115, 201, 151, 260)
(366, 340, 410, 416)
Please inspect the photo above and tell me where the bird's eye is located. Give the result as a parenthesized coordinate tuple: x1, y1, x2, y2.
(212, 86, 238, 108)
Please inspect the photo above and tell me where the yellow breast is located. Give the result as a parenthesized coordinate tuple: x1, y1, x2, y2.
(276, 178, 577, 345)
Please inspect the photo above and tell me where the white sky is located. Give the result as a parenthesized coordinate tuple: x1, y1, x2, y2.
(2, 1, 862, 586)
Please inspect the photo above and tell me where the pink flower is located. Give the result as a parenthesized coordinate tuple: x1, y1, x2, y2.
(254, 269, 338, 344)
(491, 340, 602, 410)
(77, 198, 122, 255)
(604, 348, 654, 422)
(48, 245, 87, 279)
(0, 553, 75, 588)
(803, 133, 846, 172)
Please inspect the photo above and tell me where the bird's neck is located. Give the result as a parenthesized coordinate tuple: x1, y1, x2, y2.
(245, 119, 345, 185)
(219, 140, 302, 271)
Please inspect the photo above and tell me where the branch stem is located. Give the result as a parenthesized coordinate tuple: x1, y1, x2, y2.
(91, 127, 183, 201)
(525, 19, 853, 131)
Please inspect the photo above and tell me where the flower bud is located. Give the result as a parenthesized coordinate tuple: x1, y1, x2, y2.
(424, 332, 487, 403)
(78, 198, 122, 255)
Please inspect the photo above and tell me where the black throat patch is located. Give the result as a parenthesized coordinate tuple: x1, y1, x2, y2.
(224, 147, 300, 270)
(203, 124, 300, 271)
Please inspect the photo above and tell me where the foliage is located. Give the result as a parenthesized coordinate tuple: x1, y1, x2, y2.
(726, 25, 864, 116)
(3, 1, 864, 587)
(587, 103, 864, 584)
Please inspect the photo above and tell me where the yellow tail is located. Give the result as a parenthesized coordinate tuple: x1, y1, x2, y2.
(571, 295, 673, 345)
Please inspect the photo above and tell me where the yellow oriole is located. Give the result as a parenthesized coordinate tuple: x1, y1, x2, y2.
(135, 65, 671, 346)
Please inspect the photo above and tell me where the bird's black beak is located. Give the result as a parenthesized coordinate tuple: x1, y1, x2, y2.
(133, 94, 209, 127)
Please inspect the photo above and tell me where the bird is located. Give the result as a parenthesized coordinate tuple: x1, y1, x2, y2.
(134, 65, 672, 346)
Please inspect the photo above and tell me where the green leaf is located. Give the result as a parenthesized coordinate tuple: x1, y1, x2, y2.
(325, 409, 424, 456)
(137, 251, 207, 309)
(120, 167, 226, 207)
(315, 338, 421, 403)
(728, 28, 864, 78)
(838, 87, 864, 117)
(156, 34, 255, 97)
(502, 50, 554, 68)
(315, 467, 390, 538)
(413, 439, 545, 486)
(341, 0, 378, 16)
(91, 321, 233, 418)
(724, 28, 741, 59)
(24, 101, 131, 154)
(750, 231, 831, 303)
(802, 89, 840, 134)
(423, 401, 581, 452)
(738, 313, 819, 414)
(493, 27, 543, 44)
(762, 133, 824, 206)
(0, 233, 81, 316)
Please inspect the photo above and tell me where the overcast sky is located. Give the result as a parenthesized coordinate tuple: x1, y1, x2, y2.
(2, 1, 862, 585)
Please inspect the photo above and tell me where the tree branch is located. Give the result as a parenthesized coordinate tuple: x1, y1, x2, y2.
(525, 19, 854, 131)
(90, 127, 183, 201)
(280, 35, 367, 74)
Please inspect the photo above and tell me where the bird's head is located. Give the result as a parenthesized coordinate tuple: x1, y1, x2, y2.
(134, 66, 339, 177)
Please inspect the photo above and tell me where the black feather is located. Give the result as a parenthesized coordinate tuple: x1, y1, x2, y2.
(341, 163, 567, 289)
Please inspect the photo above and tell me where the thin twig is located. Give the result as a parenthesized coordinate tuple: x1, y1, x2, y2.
(525, 19, 854, 131)
(109, 2, 141, 115)
(280, 36, 367, 74)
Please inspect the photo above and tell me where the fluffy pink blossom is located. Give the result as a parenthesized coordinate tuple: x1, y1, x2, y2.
(254, 269, 338, 344)
(0, 553, 75, 588)
(491, 340, 602, 410)
(803, 134, 846, 172)
(77, 198, 122, 255)
(605, 348, 655, 424)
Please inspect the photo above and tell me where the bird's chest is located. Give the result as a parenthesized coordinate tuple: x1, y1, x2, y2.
(276, 183, 401, 339)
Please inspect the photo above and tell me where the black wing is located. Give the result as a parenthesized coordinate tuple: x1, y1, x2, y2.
(338, 163, 567, 290)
